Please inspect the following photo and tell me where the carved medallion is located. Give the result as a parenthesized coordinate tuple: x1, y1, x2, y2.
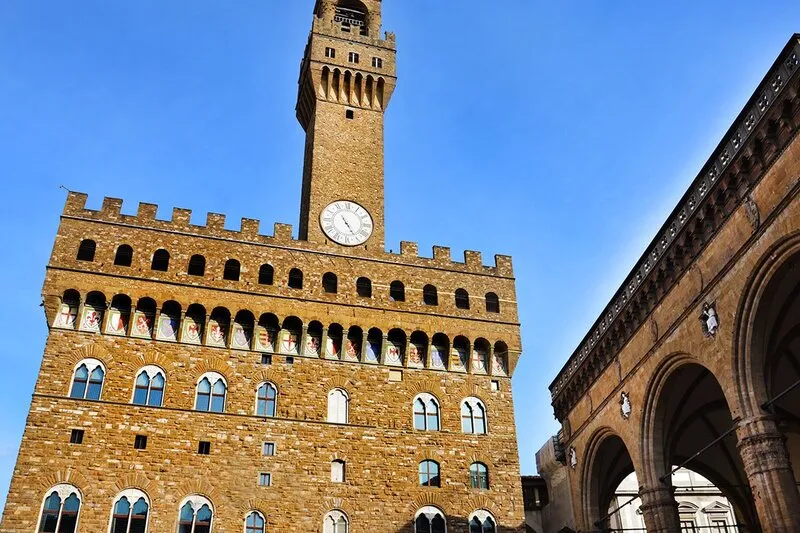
(700, 302, 719, 337)
(620, 391, 632, 420)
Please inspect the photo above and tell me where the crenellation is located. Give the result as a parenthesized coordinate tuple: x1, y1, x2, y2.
(400, 241, 419, 257)
(63, 191, 88, 214)
(101, 197, 123, 219)
(465, 250, 483, 269)
(433, 245, 451, 263)
(136, 202, 158, 221)
(171, 207, 192, 227)
(273, 222, 293, 241)
(205, 212, 226, 231)
(495, 255, 514, 277)
(240, 218, 260, 239)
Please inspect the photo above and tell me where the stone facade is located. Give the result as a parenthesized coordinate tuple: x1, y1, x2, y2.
(0, 2, 525, 532)
(544, 34, 800, 533)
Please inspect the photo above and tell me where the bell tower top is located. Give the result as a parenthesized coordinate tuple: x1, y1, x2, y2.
(296, 0, 397, 251)
(314, 0, 383, 36)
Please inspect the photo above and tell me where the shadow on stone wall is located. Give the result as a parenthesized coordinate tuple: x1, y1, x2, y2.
(396, 517, 527, 533)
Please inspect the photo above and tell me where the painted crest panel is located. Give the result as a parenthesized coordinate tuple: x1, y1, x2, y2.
(385, 341, 403, 366)
(281, 332, 299, 355)
(207, 320, 227, 347)
(366, 340, 381, 363)
(80, 306, 102, 333)
(232, 323, 252, 350)
(431, 344, 447, 370)
(326, 337, 341, 359)
(132, 311, 154, 339)
(255, 327, 275, 352)
(305, 335, 321, 357)
(344, 339, 360, 361)
(408, 343, 425, 368)
(54, 303, 78, 329)
(183, 316, 203, 345)
(156, 314, 179, 341)
(451, 346, 468, 372)
(472, 347, 488, 374)
(105, 309, 129, 336)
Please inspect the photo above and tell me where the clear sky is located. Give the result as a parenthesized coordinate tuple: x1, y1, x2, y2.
(1, 0, 799, 512)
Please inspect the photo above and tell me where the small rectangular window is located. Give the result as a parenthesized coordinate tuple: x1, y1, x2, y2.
(285, 356, 294, 365)
(69, 429, 84, 444)
(325, 47, 336, 59)
(198, 441, 211, 455)
(389, 369, 403, 382)
(491, 380, 500, 391)
(261, 353, 272, 365)
(134, 435, 147, 450)
(348, 52, 360, 64)
(346, 109, 355, 120)
(259, 473, 272, 487)
(372, 57, 383, 68)
(263, 442, 275, 456)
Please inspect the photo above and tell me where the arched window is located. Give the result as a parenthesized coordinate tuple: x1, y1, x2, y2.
(258, 264, 274, 285)
(114, 245, 133, 267)
(419, 460, 440, 487)
(195, 373, 227, 413)
(469, 463, 489, 489)
(323, 272, 338, 294)
(288, 268, 303, 289)
(423, 285, 438, 306)
(327, 389, 349, 424)
(76, 239, 96, 261)
(415, 506, 446, 533)
(188, 255, 206, 276)
(461, 397, 487, 435)
(38, 484, 81, 533)
(356, 277, 372, 297)
(177, 496, 213, 533)
(245, 511, 265, 533)
(256, 382, 277, 417)
(133, 366, 165, 407)
(485, 293, 500, 314)
(413, 394, 440, 431)
(223, 259, 240, 281)
(151, 249, 170, 272)
(455, 288, 470, 310)
(323, 510, 348, 533)
(70, 359, 105, 400)
(331, 459, 346, 483)
(390, 280, 405, 302)
(468, 511, 496, 533)
(110, 489, 149, 533)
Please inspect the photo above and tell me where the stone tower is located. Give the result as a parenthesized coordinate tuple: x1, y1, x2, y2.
(297, 0, 396, 249)
(0, 2, 527, 532)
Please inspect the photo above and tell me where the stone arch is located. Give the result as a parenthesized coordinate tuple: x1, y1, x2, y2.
(192, 358, 230, 382)
(407, 378, 444, 400)
(34, 469, 90, 498)
(579, 427, 636, 530)
(734, 231, 800, 418)
(640, 354, 756, 530)
(408, 493, 450, 516)
(175, 479, 220, 504)
(113, 472, 155, 496)
(64, 342, 113, 368)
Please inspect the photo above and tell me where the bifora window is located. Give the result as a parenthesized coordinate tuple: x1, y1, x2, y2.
(419, 460, 441, 487)
(468, 510, 497, 533)
(37, 484, 81, 533)
(177, 496, 213, 533)
(415, 506, 446, 533)
(245, 512, 266, 533)
(327, 389, 349, 424)
(70, 359, 105, 400)
(413, 394, 440, 431)
(256, 382, 277, 417)
(195, 373, 227, 413)
(461, 397, 487, 434)
(132, 366, 165, 407)
(110, 489, 149, 533)
(323, 510, 349, 533)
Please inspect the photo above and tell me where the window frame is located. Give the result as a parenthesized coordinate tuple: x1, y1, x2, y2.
(108, 488, 150, 533)
(256, 382, 278, 417)
(468, 510, 497, 533)
(114, 244, 134, 267)
(245, 511, 266, 533)
(414, 506, 447, 533)
(69, 359, 106, 401)
(323, 510, 349, 533)
(37, 484, 82, 533)
(331, 459, 346, 483)
(469, 462, 490, 490)
(413, 393, 440, 431)
(327, 388, 349, 424)
(132, 365, 166, 407)
(177, 495, 214, 533)
(76, 239, 96, 262)
(195, 372, 227, 413)
(419, 460, 441, 488)
(461, 397, 488, 435)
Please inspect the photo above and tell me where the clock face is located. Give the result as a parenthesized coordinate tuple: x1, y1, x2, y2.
(320, 201, 374, 246)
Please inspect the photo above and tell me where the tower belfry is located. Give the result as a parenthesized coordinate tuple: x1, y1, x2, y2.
(296, 0, 397, 250)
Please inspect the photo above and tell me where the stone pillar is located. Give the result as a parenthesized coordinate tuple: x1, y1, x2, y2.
(737, 415, 800, 533)
(639, 485, 681, 533)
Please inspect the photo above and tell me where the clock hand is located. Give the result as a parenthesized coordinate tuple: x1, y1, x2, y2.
(342, 218, 356, 234)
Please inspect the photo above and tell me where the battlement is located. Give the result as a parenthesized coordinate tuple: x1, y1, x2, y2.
(311, 17, 396, 49)
(62, 192, 514, 277)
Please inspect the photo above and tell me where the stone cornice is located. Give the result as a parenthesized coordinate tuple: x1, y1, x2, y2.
(549, 34, 800, 420)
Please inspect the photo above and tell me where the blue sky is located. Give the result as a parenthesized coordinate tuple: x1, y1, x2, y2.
(1, 0, 799, 512)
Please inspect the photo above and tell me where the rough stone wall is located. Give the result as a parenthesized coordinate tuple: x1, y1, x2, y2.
(0, 198, 525, 532)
